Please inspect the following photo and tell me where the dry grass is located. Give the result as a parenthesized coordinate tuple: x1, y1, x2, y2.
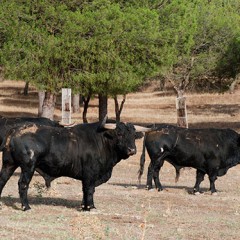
(1, 80, 240, 240)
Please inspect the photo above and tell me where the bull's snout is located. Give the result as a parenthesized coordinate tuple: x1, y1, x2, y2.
(127, 147, 136, 156)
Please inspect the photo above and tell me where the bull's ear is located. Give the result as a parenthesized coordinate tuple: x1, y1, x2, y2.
(136, 132, 144, 139)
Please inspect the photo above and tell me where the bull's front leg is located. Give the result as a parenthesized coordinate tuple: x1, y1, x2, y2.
(0, 153, 18, 199)
(0, 151, 18, 210)
(81, 182, 95, 211)
(0, 164, 18, 198)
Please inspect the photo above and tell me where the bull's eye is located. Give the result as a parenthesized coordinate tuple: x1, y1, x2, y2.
(117, 133, 123, 138)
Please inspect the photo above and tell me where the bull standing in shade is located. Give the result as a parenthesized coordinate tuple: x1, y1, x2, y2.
(0, 120, 149, 211)
(138, 125, 240, 194)
(0, 115, 62, 188)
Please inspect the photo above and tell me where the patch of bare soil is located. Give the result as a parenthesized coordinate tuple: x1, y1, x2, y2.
(1, 81, 240, 240)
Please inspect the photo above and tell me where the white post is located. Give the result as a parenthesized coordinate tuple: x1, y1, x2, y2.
(62, 88, 71, 124)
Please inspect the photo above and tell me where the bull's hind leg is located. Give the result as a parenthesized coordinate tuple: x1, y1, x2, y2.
(146, 162, 154, 190)
(146, 158, 164, 191)
(208, 173, 218, 194)
(153, 168, 163, 191)
(18, 166, 35, 211)
(153, 159, 164, 191)
(193, 169, 205, 194)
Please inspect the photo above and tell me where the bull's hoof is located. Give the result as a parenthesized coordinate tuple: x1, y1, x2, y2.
(146, 185, 153, 191)
(157, 188, 163, 192)
(83, 208, 91, 212)
(80, 205, 89, 212)
(23, 206, 31, 211)
(80, 205, 95, 212)
(194, 191, 201, 195)
(89, 208, 98, 213)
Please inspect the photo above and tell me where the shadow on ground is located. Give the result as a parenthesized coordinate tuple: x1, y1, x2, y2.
(1, 196, 81, 211)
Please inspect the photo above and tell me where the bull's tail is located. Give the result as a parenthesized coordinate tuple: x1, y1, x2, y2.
(138, 135, 146, 184)
(0, 128, 17, 151)
(0, 136, 6, 151)
(175, 167, 180, 183)
(0, 127, 20, 152)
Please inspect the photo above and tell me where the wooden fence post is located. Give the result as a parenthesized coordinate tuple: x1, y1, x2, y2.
(62, 88, 71, 124)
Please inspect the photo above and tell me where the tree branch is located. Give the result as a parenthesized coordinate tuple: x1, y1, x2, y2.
(114, 95, 126, 122)
(182, 56, 195, 89)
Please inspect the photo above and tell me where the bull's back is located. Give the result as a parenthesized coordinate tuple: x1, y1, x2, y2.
(172, 128, 239, 167)
(36, 127, 107, 180)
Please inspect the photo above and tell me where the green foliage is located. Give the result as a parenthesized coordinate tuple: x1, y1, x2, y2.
(0, 0, 239, 94)
(0, 0, 161, 96)
(0, 0, 71, 92)
(192, 0, 240, 78)
(151, 0, 240, 91)
(62, 0, 161, 96)
(216, 35, 240, 77)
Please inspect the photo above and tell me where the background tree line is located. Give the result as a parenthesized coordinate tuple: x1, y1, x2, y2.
(0, 0, 239, 122)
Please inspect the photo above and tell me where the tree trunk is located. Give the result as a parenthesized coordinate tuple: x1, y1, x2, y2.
(98, 94, 108, 122)
(62, 88, 71, 124)
(229, 73, 240, 94)
(114, 95, 126, 122)
(23, 81, 29, 95)
(41, 92, 56, 120)
(159, 79, 165, 91)
(176, 90, 188, 128)
(168, 57, 194, 129)
(79, 95, 83, 105)
(72, 94, 80, 113)
(38, 91, 45, 117)
(82, 95, 91, 123)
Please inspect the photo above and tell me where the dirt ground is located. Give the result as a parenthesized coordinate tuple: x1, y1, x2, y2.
(1, 81, 240, 240)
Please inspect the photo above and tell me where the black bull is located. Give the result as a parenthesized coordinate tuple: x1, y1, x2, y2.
(0, 121, 149, 211)
(0, 116, 61, 187)
(138, 125, 240, 194)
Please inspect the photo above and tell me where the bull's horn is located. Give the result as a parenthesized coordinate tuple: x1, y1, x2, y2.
(103, 123, 116, 129)
(134, 125, 152, 132)
(59, 121, 76, 127)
